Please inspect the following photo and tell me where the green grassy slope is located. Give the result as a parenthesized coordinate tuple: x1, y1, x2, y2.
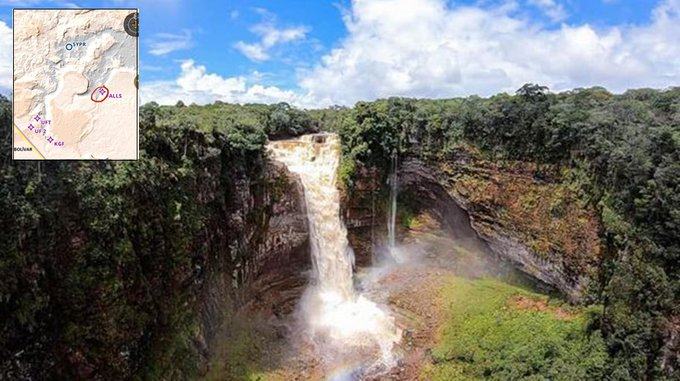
(425, 278, 608, 381)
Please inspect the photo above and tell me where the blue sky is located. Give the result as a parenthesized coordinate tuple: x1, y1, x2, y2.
(0, 0, 678, 107)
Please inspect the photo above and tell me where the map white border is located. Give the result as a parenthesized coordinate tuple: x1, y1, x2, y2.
(11, 7, 139, 161)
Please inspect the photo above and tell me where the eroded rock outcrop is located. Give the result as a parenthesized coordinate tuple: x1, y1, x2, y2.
(398, 155, 601, 302)
(341, 152, 601, 302)
(341, 164, 382, 267)
(661, 316, 680, 374)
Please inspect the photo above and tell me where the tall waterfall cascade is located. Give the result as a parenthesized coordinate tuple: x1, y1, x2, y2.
(268, 133, 400, 368)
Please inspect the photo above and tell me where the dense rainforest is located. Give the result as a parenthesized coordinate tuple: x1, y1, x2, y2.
(319, 85, 680, 380)
(1, 85, 679, 380)
(0, 98, 313, 380)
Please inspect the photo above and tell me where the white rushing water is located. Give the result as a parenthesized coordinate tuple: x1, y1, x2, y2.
(268, 133, 400, 370)
(386, 153, 399, 252)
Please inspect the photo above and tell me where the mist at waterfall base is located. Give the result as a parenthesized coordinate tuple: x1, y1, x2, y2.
(268, 134, 401, 376)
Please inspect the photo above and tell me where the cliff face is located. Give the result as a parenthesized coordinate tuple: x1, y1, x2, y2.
(0, 123, 309, 380)
(342, 164, 382, 267)
(399, 154, 602, 302)
(195, 160, 309, 375)
(441, 150, 602, 301)
(342, 152, 601, 302)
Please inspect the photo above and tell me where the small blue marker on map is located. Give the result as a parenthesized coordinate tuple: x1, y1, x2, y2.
(65, 43, 72, 50)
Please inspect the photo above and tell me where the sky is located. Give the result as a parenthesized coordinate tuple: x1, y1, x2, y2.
(0, 0, 678, 108)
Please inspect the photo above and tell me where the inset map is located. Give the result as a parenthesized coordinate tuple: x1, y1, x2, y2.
(13, 8, 138, 160)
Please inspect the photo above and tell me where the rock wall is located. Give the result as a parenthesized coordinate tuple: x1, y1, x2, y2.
(195, 160, 309, 373)
(341, 164, 383, 267)
(342, 156, 598, 302)
(399, 157, 597, 302)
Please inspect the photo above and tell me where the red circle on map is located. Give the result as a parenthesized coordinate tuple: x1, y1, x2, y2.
(90, 86, 110, 103)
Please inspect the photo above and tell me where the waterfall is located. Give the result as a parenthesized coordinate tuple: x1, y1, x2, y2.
(268, 133, 399, 369)
(387, 152, 398, 251)
(268, 133, 354, 299)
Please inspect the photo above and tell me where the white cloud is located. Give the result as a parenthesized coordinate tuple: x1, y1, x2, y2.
(234, 10, 309, 62)
(140, 60, 306, 106)
(297, 0, 680, 107)
(0, 21, 11, 93)
(5, 0, 680, 109)
(234, 41, 269, 61)
(528, 0, 567, 21)
(146, 29, 193, 56)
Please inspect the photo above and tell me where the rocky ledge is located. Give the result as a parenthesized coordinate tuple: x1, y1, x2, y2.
(398, 156, 601, 302)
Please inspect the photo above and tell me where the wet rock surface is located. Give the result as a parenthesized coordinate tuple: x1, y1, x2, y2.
(197, 160, 310, 374)
(399, 157, 599, 302)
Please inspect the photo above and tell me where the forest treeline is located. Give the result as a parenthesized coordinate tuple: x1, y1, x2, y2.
(314, 85, 680, 380)
(1, 85, 679, 380)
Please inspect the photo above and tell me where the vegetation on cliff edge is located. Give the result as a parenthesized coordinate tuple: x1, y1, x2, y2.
(317, 86, 680, 379)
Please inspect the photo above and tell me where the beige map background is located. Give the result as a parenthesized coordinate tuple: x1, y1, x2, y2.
(13, 9, 138, 160)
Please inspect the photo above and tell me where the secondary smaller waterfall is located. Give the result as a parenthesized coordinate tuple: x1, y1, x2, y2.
(268, 134, 400, 371)
(387, 153, 398, 252)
